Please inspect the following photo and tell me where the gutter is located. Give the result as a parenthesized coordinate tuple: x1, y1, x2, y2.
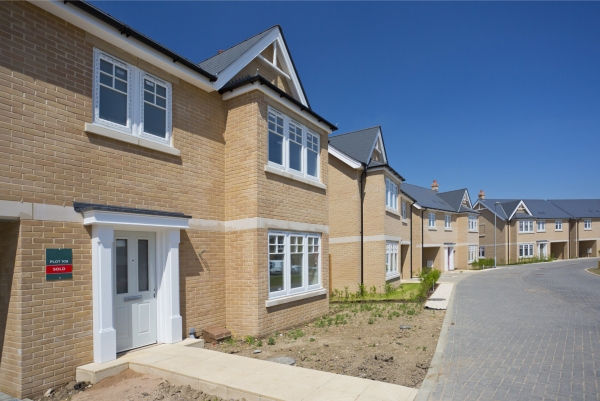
(365, 163, 405, 182)
(64, 0, 217, 82)
(219, 75, 338, 131)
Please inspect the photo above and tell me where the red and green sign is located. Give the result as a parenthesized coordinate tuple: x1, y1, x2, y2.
(46, 249, 73, 281)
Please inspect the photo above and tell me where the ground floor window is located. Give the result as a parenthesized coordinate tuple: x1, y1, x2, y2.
(479, 246, 485, 258)
(386, 241, 399, 277)
(468, 245, 477, 263)
(519, 243, 534, 258)
(268, 232, 321, 299)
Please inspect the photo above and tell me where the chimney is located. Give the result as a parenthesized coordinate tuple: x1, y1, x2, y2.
(431, 179, 439, 192)
(478, 190, 486, 200)
(218, 50, 224, 54)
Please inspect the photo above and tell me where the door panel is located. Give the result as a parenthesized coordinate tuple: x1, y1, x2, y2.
(114, 231, 157, 353)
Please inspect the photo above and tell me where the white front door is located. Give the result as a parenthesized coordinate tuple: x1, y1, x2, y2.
(114, 231, 157, 353)
(538, 243, 547, 259)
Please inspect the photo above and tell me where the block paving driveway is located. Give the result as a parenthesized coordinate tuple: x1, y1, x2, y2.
(429, 259, 600, 401)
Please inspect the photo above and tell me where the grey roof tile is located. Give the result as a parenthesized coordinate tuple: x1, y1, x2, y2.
(548, 199, 600, 218)
(520, 199, 573, 219)
(329, 127, 380, 164)
(437, 189, 468, 212)
(401, 183, 455, 212)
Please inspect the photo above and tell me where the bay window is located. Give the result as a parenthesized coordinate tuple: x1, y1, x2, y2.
(468, 216, 477, 232)
(386, 241, 399, 278)
(93, 49, 172, 145)
(267, 107, 320, 180)
(268, 232, 321, 299)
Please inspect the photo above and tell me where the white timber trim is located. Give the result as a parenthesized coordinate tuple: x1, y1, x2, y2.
(81, 210, 189, 230)
(31, 0, 214, 92)
(328, 145, 362, 169)
(257, 54, 291, 80)
(265, 288, 327, 308)
(508, 200, 533, 220)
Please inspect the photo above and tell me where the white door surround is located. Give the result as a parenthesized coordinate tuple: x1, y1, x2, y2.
(77, 203, 189, 364)
(444, 245, 455, 271)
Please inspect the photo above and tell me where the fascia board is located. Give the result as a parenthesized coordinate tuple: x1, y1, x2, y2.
(273, 37, 308, 106)
(463, 190, 473, 209)
(221, 81, 332, 133)
(367, 129, 385, 164)
(508, 200, 531, 221)
(33, 0, 214, 92)
(82, 210, 189, 229)
(412, 203, 423, 210)
(328, 145, 362, 169)
(474, 200, 506, 220)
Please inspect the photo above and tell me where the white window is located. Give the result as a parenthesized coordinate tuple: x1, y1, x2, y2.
(93, 49, 172, 144)
(519, 243, 534, 258)
(468, 216, 477, 231)
(428, 212, 436, 228)
(479, 246, 485, 258)
(444, 215, 452, 229)
(385, 178, 398, 211)
(537, 220, 546, 232)
(267, 107, 320, 180)
(401, 201, 407, 220)
(555, 220, 563, 231)
(386, 241, 399, 277)
(584, 220, 592, 230)
(268, 232, 321, 299)
(468, 246, 477, 263)
(519, 220, 534, 233)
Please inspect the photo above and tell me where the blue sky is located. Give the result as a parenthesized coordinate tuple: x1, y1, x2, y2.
(90, 1, 600, 200)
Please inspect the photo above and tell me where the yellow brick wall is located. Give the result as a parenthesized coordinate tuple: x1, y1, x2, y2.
(363, 171, 385, 236)
(327, 156, 361, 238)
(329, 242, 361, 292)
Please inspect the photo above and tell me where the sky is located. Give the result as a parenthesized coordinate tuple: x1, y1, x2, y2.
(90, 1, 600, 200)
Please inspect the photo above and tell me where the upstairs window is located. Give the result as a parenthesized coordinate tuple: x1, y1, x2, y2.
(519, 220, 534, 233)
(93, 49, 172, 145)
(385, 178, 398, 210)
(468, 216, 478, 231)
(267, 107, 320, 180)
(428, 212, 436, 228)
(555, 220, 563, 231)
(444, 215, 452, 229)
(584, 220, 592, 230)
(537, 220, 546, 232)
(401, 201, 407, 220)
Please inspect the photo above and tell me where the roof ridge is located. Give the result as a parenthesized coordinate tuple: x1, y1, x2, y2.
(198, 25, 279, 65)
(329, 126, 381, 138)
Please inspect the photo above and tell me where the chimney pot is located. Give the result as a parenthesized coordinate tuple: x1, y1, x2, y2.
(478, 190, 485, 200)
(218, 50, 224, 54)
(431, 179, 439, 192)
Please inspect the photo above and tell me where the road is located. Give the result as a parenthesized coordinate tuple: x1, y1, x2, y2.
(429, 258, 600, 401)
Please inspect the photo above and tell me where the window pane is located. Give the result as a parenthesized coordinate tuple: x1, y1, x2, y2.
(269, 254, 284, 292)
(116, 239, 128, 294)
(100, 59, 113, 74)
(99, 85, 127, 126)
(115, 66, 127, 81)
(307, 150, 318, 177)
(144, 103, 166, 137)
(156, 85, 166, 97)
(308, 253, 319, 286)
(99, 73, 112, 87)
(144, 79, 154, 92)
(290, 252, 303, 289)
(144, 91, 154, 103)
(289, 142, 302, 171)
(138, 240, 149, 292)
(156, 96, 166, 108)
(268, 131, 283, 164)
(114, 79, 127, 93)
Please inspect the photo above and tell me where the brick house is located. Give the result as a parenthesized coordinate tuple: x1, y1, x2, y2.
(0, 0, 337, 397)
(475, 195, 600, 263)
(327, 127, 411, 293)
(402, 182, 480, 274)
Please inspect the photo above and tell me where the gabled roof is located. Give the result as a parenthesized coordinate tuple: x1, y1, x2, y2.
(549, 199, 600, 218)
(475, 198, 574, 220)
(438, 189, 473, 213)
(199, 25, 310, 106)
(328, 127, 383, 165)
(520, 199, 573, 219)
(401, 184, 455, 212)
(474, 199, 512, 220)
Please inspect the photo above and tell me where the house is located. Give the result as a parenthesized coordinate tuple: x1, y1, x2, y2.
(402, 182, 480, 273)
(327, 127, 411, 292)
(474, 195, 573, 263)
(0, 1, 336, 397)
(548, 199, 600, 258)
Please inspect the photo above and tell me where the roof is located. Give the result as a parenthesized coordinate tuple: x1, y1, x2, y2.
(520, 199, 572, 219)
(401, 184, 455, 212)
(199, 26, 277, 76)
(329, 127, 381, 164)
(549, 199, 600, 218)
(475, 199, 511, 220)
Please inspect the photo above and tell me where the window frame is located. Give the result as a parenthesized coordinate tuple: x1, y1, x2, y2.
(267, 106, 321, 181)
(385, 241, 399, 278)
(428, 212, 436, 228)
(468, 216, 478, 232)
(555, 220, 563, 231)
(385, 178, 398, 211)
(444, 214, 452, 229)
(268, 231, 322, 300)
(468, 245, 477, 263)
(93, 48, 173, 146)
(479, 246, 485, 258)
(401, 201, 407, 220)
(584, 220, 592, 230)
(519, 243, 535, 258)
(519, 220, 534, 233)
(537, 220, 546, 232)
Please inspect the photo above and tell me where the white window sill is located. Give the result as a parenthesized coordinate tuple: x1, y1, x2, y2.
(468, 230, 478, 233)
(537, 230, 546, 233)
(519, 232, 535, 234)
(85, 123, 181, 157)
(584, 228, 592, 231)
(386, 272, 401, 281)
(402, 218, 408, 224)
(385, 207, 400, 216)
(264, 165, 326, 190)
(555, 230, 563, 232)
(265, 288, 327, 307)
(428, 227, 437, 231)
(444, 228, 452, 231)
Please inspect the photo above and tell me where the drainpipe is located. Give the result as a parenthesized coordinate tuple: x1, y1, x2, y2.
(507, 219, 510, 264)
(421, 209, 426, 272)
(359, 164, 367, 285)
(410, 202, 416, 278)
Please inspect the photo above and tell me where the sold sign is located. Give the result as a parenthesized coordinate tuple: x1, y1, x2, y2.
(46, 249, 73, 281)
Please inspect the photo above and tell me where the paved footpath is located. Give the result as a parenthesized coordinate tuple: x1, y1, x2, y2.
(429, 259, 600, 401)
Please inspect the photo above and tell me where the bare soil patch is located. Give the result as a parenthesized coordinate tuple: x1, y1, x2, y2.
(211, 302, 444, 388)
(35, 370, 243, 401)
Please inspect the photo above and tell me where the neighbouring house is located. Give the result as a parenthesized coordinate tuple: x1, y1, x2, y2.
(327, 127, 411, 292)
(402, 181, 480, 274)
(474, 194, 575, 263)
(548, 199, 600, 258)
(0, 1, 337, 398)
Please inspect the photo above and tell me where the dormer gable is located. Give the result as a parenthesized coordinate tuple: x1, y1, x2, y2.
(369, 131, 387, 164)
(199, 26, 309, 106)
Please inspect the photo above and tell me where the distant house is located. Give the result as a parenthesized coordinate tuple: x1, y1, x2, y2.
(548, 199, 600, 258)
(402, 182, 480, 273)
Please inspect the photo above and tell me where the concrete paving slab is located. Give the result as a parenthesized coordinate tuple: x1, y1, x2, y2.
(424, 283, 453, 310)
